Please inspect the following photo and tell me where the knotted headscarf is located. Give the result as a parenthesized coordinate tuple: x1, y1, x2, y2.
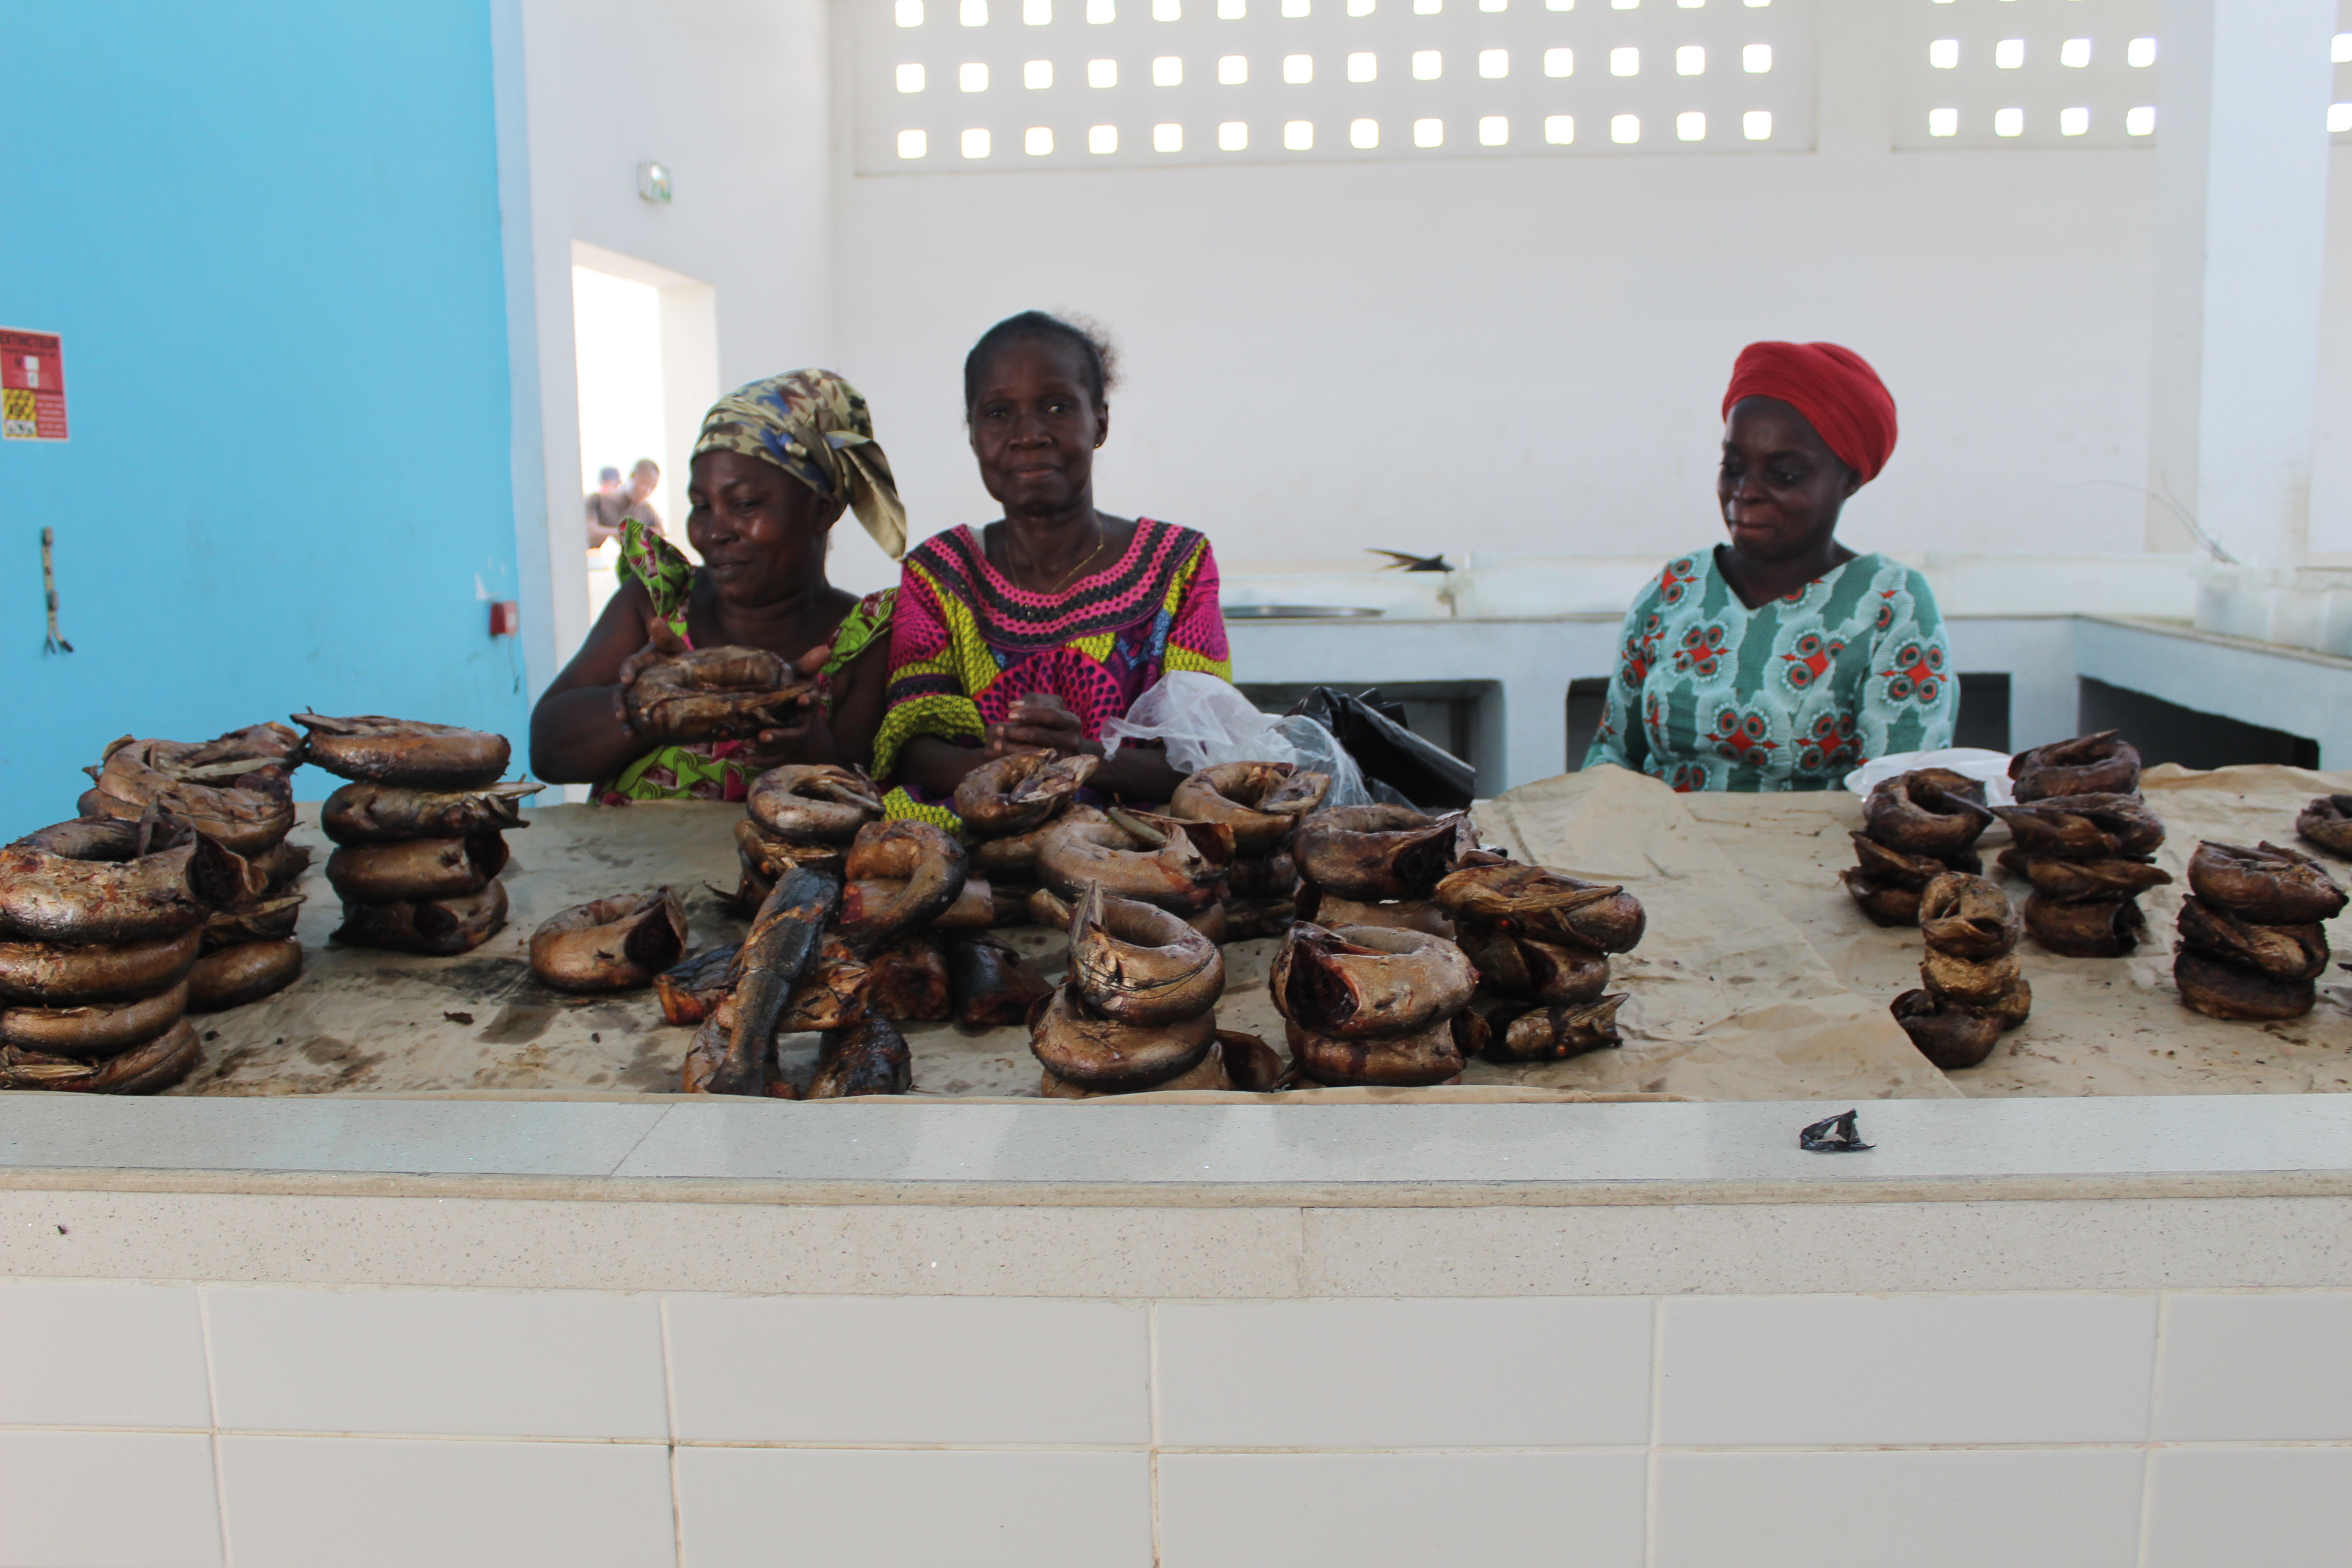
(1721, 342, 1899, 485)
(693, 369, 908, 560)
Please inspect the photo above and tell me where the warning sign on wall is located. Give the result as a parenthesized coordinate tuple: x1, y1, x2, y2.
(1, 329, 68, 441)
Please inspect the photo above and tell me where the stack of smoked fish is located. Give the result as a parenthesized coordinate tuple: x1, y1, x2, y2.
(1435, 853, 1646, 1064)
(676, 862, 911, 1099)
(1889, 872, 2030, 1069)
(672, 806, 1048, 1093)
(1842, 768, 1995, 926)
(1032, 801, 1230, 941)
(79, 723, 310, 1011)
(953, 751, 1098, 927)
(2173, 842, 2343, 1021)
(0, 814, 260, 1093)
(1269, 917, 1480, 1086)
(1031, 882, 1254, 1095)
(1993, 733, 2168, 958)
(730, 764, 881, 911)
(297, 713, 533, 956)
(739, 765, 1018, 1022)
(1290, 804, 1476, 936)
(1169, 762, 1330, 939)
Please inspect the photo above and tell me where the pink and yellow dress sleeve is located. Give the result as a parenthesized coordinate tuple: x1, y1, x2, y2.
(1162, 537, 1233, 680)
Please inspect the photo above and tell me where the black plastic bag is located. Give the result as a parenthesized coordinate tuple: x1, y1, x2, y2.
(1288, 687, 1476, 810)
(1798, 1109, 1875, 1153)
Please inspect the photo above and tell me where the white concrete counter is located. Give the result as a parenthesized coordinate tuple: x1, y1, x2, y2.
(7, 1095, 2352, 1564)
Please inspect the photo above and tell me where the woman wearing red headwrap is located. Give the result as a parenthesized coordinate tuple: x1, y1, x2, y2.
(1585, 342, 1956, 791)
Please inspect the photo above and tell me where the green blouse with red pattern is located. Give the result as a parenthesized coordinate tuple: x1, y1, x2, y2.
(1584, 549, 1956, 792)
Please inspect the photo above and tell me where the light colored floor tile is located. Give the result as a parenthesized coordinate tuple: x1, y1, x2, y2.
(1160, 1452, 1645, 1568)
(1156, 1298, 1652, 1448)
(1661, 1293, 2156, 1446)
(2145, 1447, 2352, 1568)
(218, 1435, 675, 1568)
(2156, 1292, 2352, 1440)
(206, 1285, 666, 1438)
(676, 1447, 1150, 1568)
(0, 1280, 212, 1428)
(0, 1430, 223, 1568)
(667, 1294, 1147, 1444)
(1655, 1450, 2143, 1568)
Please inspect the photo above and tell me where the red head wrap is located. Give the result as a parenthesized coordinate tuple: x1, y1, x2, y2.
(1721, 341, 1898, 485)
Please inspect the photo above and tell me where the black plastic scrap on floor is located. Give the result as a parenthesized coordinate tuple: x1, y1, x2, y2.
(1799, 1109, 1875, 1153)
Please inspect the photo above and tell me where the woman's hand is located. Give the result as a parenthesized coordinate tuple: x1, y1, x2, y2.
(985, 693, 1097, 759)
(614, 616, 689, 695)
(735, 642, 840, 772)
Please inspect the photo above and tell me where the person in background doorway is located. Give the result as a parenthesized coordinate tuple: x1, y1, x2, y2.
(1584, 340, 1955, 791)
(622, 458, 664, 537)
(874, 311, 1230, 827)
(586, 466, 627, 547)
(531, 371, 903, 799)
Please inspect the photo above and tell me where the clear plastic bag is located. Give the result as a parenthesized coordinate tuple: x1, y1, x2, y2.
(1842, 747, 2017, 806)
(1100, 672, 1375, 806)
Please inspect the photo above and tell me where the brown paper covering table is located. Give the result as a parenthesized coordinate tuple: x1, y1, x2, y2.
(162, 764, 2348, 1100)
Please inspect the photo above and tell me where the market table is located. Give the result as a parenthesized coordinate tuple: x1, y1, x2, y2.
(162, 764, 2352, 1102)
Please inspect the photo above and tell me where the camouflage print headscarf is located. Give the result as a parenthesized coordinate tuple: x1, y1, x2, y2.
(692, 369, 907, 561)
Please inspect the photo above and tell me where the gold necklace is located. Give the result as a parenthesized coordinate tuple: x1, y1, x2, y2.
(1022, 519, 1108, 595)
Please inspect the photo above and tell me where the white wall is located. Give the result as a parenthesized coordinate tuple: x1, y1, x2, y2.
(508, 0, 848, 654)
(831, 0, 2171, 581)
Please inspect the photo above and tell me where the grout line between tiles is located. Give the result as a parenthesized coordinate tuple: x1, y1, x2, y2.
(1646, 1294, 1665, 1568)
(661, 1295, 685, 1568)
(1149, 1300, 1165, 1568)
(2137, 1291, 2172, 1568)
(16, 1424, 2352, 1453)
(196, 1287, 233, 1568)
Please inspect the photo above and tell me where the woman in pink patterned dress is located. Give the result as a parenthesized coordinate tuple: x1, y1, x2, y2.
(875, 313, 1231, 827)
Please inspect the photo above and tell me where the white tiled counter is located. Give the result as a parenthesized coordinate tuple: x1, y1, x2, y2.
(6, 1094, 2352, 1566)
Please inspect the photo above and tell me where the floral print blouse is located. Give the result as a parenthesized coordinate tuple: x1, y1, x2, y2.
(1585, 549, 1957, 791)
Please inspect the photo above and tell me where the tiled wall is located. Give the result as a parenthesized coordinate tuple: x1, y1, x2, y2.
(7, 1283, 2352, 1566)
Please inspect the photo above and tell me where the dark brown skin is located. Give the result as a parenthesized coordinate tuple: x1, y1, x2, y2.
(2174, 948, 2317, 1023)
(1916, 873, 2021, 960)
(867, 933, 953, 1022)
(655, 945, 741, 1027)
(805, 1015, 914, 1098)
(707, 867, 840, 1097)
(2009, 731, 2141, 803)
(1890, 989, 2004, 1070)
(948, 936, 1057, 1029)
(1715, 397, 1860, 612)
(186, 939, 303, 1012)
(2298, 795, 2352, 857)
(896, 337, 1185, 805)
(1863, 770, 1994, 859)
(530, 450, 889, 783)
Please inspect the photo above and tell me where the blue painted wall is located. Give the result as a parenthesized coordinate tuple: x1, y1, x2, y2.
(0, 0, 522, 836)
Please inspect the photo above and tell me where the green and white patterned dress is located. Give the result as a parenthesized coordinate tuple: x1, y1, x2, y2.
(1585, 549, 1957, 792)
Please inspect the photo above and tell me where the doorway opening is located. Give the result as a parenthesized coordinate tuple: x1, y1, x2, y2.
(568, 242, 717, 641)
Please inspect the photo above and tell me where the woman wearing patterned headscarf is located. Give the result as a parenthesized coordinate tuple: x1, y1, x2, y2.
(531, 369, 907, 801)
(1585, 341, 1955, 792)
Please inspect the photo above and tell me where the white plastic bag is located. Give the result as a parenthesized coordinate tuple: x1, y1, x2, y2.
(1842, 747, 2016, 805)
(1100, 672, 1375, 806)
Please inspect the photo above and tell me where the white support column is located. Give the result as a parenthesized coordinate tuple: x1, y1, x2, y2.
(2146, 0, 2337, 566)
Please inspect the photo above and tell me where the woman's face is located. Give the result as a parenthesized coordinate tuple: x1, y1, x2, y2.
(1717, 396, 1859, 564)
(686, 450, 839, 604)
(968, 338, 1108, 515)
